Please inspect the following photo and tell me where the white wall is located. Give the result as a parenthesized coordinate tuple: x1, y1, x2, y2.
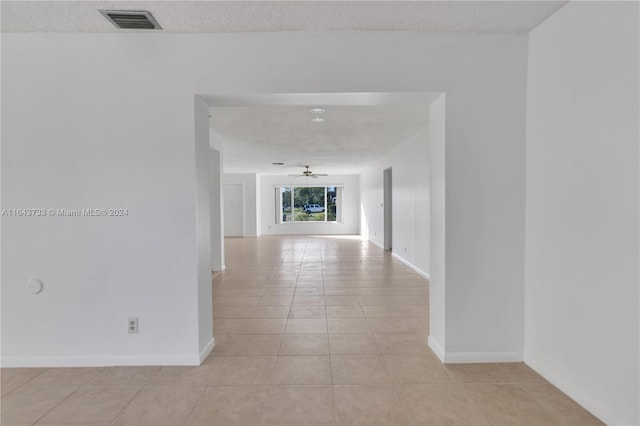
(2, 30, 527, 366)
(255, 174, 262, 236)
(194, 97, 214, 360)
(209, 148, 224, 271)
(223, 173, 259, 237)
(525, 2, 639, 425)
(1, 38, 205, 366)
(427, 95, 446, 359)
(260, 174, 360, 235)
(360, 126, 430, 277)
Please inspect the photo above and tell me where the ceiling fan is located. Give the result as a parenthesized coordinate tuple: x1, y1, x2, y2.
(288, 165, 328, 179)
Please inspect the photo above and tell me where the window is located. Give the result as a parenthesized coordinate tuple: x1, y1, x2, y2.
(276, 186, 343, 223)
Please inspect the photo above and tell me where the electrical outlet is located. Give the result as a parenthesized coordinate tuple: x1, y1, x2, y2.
(128, 317, 138, 334)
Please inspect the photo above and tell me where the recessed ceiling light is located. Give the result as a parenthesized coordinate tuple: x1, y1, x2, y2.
(311, 117, 325, 123)
(310, 108, 325, 114)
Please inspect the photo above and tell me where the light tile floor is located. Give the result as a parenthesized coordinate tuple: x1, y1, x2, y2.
(1, 236, 604, 425)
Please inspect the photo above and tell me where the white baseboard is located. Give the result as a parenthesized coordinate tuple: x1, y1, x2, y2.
(369, 239, 385, 250)
(1, 353, 203, 368)
(199, 337, 215, 364)
(427, 336, 524, 364)
(444, 350, 523, 364)
(391, 252, 430, 280)
(2, 339, 216, 368)
(525, 357, 613, 425)
(428, 336, 445, 362)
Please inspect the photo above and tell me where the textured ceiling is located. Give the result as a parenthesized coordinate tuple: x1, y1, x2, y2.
(211, 102, 432, 175)
(2, 1, 567, 33)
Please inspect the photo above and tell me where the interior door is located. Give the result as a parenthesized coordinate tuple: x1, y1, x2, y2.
(223, 183, 245, 237)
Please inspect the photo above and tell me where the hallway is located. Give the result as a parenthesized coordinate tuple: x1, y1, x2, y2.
(206, 236, 601, 425)
(1, 236, 602, 425)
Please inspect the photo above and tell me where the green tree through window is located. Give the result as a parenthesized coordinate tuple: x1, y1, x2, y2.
(279, 186, 341, 223)
(282, 187, 292, 222)
(294, 187, 325, 221)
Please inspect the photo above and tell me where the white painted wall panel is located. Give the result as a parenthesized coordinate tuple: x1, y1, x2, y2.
(525, 3, 639, 424)
(1, 31, 527, 367)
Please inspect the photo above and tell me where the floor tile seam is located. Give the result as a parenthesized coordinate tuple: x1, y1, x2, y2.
(273, 322, 288, 362)
(75, 383, 148, 391)
(456, 380, 500, 426)
(515, 381, 571, 424)
(256, 383, 275, 426)
(331, 355, 397, 386)
(329, 354, 339, 426)
(391, 381, 420, 426)
(12, 382, 84, 426)
(104, 383, 146, 426)
(0, 369, 48, 399)
(210, 380, 331, 387)
(178, 384, 208, 426)
(447, 375, 543, 385)
(380, 356, 403, 386)
(265, 383, 335, 388)
(432, 360, 457, 385)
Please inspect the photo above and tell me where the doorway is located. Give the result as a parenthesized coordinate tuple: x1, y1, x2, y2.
(383, 167, 392, 251)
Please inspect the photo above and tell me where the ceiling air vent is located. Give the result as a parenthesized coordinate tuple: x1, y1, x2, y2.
(99, 10, 162, 30)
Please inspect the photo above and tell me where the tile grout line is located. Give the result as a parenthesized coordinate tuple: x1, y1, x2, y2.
(106, 385, 146, 425)
(178, 383, 207, 426)
(322, 254, 341, 426)
(457, 381, 495, 426)
(257, 382, 275, 426)
(0, 367, 49, 399)
(27, 382, 85, 426)
(392, 380, 418, 426)
(517, 380, 569, 424)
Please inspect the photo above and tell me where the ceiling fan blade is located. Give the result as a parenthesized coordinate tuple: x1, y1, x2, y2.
(313, 174, 328, 176)
(310, 175, 319, 178)
(288, 174, 304, 177)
